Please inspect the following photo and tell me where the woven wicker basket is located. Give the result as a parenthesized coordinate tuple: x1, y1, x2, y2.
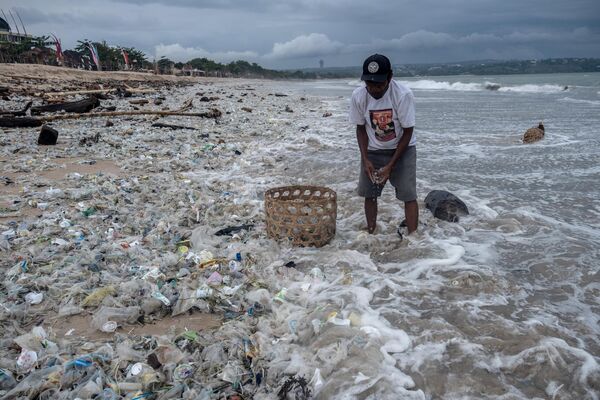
(265, 185, 337, 247)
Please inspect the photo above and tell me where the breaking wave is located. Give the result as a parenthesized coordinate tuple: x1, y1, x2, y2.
(346, 79, 570, 94)
(401, 80, 482, 91)
(559, 97, 600, 106)
(395, 80, 570, 94)
(497, 83, 568, 93)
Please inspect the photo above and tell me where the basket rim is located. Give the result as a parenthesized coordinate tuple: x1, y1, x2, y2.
(265, 185, 336, 199)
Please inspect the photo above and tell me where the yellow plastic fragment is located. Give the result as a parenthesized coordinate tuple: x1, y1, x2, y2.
(81, 286, 116, 307)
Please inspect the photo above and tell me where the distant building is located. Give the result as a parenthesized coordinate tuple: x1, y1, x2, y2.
(0, 16, 32, 43)
(180, 64, 205, 76)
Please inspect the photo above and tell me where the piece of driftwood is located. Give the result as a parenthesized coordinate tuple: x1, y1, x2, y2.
(31, 96, 100, 115)
(151, 122, 196, 130)
(0, 116, 43, 128)
(43, 108, 222, 122)
(0, 108, 221, 127)
(0, 101, 32, 117)
(129, 99, 149, 105)
(179, 99, 194, 111)
(41, 88, 156, 98)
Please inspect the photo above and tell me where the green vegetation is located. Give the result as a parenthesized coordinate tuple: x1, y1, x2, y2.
(73, 40, 151, 70)
(0, 35, 51, 63)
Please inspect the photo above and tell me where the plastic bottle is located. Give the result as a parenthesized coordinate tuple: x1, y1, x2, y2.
(0, 368, 17, 391)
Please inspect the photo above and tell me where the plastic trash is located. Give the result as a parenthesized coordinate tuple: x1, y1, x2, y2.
(151, 291, 171, 306)
(16, 349, 38, 373)
(101, 321, 118, 333)
(81, 286, 116, 307)
(173, 363, 195, 380)
(0, 368, 17, 391)
(207, 271, 223, 286)
(309, 368, 324, 393)
(91, 306, 141, 331)
(25, 292, 44, 305)
(98, 388, 119, 400)
(2, 366, 62, 399)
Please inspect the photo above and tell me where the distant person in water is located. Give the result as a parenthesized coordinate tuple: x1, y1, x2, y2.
(349, 54, 418, 237)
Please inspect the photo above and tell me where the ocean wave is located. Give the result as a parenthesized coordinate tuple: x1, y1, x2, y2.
(559, 97, 600, 106)
(396, 79, 570, 93)
(347, 78, 570, 94)
(497, 84, 568, 93)
(401, 79, 482, 91)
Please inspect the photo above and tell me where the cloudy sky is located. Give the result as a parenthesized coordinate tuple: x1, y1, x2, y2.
(1, 0, 599, 69)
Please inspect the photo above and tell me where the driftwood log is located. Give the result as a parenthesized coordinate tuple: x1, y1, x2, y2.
(129, 99, 149, 105)
(31, 96, 100, 115)
(43, 108, 222, 122)
(0, 109, 220, 127)
(151, 122, 196, 130)
(40, 88, 156, 98)
(0, 116, 43, 128)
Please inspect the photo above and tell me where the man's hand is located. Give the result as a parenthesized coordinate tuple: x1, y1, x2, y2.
(377, 164, 392, 185)
(363, 159, 377, 183)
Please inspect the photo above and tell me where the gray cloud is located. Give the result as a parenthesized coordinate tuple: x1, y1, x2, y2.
(1, 0, 598, 68)
(266, 34, 344, 59)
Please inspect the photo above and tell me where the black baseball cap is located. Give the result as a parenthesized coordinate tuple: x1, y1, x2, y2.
(361, 54, 392, 82)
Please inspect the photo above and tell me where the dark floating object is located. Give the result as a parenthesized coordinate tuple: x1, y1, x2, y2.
(38, 125, 59, 145)
(214, 224, 254, 236)
(425, 190, 469, 222)
(523, 121, 545, 144)
(485, 83, 501, 91)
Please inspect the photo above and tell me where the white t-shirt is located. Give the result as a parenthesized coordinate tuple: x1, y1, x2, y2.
(349, 80, 416, 150)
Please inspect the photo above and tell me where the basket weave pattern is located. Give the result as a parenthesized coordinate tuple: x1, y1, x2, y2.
(265, 185, 337, 247)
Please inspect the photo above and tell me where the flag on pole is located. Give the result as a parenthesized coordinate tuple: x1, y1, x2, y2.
(121, 49, 130, 69)
(51, 34, 63, 64)
(87, 42, 102, 71)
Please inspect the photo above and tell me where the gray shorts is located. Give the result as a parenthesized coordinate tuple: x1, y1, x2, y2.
(358, 146, 417, 201)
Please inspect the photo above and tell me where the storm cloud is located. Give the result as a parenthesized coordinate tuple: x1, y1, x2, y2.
(2, 0, 599, 69)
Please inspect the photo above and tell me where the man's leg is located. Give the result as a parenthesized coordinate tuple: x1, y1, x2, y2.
(404, 200, 418, 234)
(365, 197, 378, 234)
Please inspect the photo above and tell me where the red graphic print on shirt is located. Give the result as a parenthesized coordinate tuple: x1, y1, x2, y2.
(369, 109, 396, 141)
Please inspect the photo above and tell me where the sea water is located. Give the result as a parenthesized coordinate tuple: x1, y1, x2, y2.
(252, 73, 600, 399)
(193, 73, 600, 398)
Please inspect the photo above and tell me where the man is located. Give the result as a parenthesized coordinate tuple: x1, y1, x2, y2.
(349, 54, 418, 237)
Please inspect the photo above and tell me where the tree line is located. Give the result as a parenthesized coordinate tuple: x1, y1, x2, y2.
(0, 35, 320, 79)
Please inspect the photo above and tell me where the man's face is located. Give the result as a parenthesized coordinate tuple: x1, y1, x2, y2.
(365, 76, 391, 99)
